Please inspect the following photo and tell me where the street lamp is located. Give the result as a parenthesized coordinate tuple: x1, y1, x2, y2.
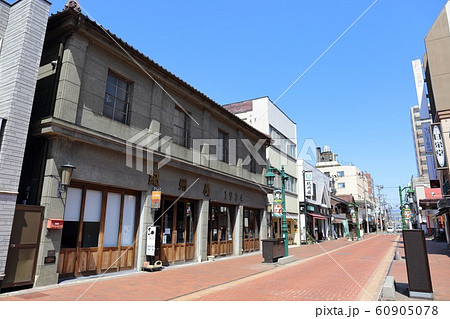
(265, 165, 289, 257)
(398, 186, 414, 230)
(348, 202, 361, 240)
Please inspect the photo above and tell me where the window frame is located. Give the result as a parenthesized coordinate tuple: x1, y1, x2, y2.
(103, 71, 132, 124)
(173, 107, 191, 148)
(218, 130, 229, 163)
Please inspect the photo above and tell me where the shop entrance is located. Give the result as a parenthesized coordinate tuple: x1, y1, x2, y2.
(155, 198, 196, 264)
(208, 204, 234, 256)
(242, 208, 260, 253)
(58, 185, 139, 278)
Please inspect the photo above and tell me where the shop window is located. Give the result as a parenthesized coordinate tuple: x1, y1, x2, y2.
(122, 195, 136, 246)
(244, 209, 259, 239)
(103, 72, 131, 124)
(104, 193, 121, 247)
(81, 190, 102, 248)
(61, 187, 82, 248)
(163, 200, 174, 244)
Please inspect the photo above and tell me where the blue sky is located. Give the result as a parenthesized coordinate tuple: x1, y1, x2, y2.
(50, 0, 447, 206)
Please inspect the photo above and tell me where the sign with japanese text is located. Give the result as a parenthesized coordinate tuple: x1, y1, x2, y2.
(151, 191, 161, 209)
(431, 123, 448, 169)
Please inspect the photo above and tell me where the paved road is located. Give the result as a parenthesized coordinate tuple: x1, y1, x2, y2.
(0, 234, 397, 301)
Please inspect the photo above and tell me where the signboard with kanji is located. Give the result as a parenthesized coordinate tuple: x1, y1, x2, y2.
(151, 191, 161, 209)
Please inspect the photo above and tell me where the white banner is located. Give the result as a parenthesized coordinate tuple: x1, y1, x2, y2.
(422, 122, 433, 153)
(412, 59, 430, 120)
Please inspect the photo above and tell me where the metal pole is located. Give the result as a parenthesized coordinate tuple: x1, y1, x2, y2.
(364, 178, 369, 235)
(281, 166, 288, 257)
(399, 186, 406, 230)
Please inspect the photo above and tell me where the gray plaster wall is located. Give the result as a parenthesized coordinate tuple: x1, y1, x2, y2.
(0, 0, 49, 283)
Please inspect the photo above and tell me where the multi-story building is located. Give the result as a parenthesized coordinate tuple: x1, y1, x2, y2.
(315, 146, 376, 234)
(410, 105, 432, 178)
(7, 3, 272, 289)
(421, 0, 450, 245)
(224, 97, 299, 244)
(297, 159, 331, 242)
(0, 0, 50, 289)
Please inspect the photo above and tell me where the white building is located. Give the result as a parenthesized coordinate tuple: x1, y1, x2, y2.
(0, 0, 50, 288)
(297, 159, 331, 242)
(224, 96, 299, 244)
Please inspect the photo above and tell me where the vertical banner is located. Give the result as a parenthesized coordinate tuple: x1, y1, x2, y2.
(412, 59, 430, 120)
(342, 220, 350, 237)
(151, 190, 162, 209)
(431, 123, 448, 169)
(422, 122, 433, 153)
(304, 171, 313, 197)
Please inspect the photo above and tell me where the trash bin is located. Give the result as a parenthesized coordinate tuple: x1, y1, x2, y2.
(261, 238, 285, 263)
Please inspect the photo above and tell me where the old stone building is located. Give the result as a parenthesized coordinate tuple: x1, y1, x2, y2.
(12, 4, 271, 288)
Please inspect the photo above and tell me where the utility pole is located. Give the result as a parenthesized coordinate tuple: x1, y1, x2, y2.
(376, 185, 384, 233)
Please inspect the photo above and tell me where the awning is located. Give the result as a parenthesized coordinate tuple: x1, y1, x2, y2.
(332, 214, 347, 223)
(307, 213, 327, 220)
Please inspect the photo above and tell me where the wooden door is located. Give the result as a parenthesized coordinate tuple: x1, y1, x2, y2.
(159, 199, 196, 264)
(2, 205, 44, 288)
(208, 205, 233, 256)
(243, 209, 260, 253)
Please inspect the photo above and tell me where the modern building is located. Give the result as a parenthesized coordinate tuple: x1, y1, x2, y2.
(0, 0, 50, 289)
(422, 1, 450, 245)
(297, 159, 331, 242)
(6, 3, 272, 289)
(223, 97, 299, 245)
(315, 146, 376, 234)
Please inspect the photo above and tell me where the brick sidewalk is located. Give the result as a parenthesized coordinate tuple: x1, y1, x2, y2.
(0, 234, 392, 301)
(388, 237, 450, 301)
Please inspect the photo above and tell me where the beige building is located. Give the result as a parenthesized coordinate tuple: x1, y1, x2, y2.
(422, 0, 450, 245)
(315, 146, 376, 233)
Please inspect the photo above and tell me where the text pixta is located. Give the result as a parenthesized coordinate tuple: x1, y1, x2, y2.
(316, 306, 359, 318)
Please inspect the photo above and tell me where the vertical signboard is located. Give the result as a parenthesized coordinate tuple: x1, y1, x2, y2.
(304, 171, 313, 196)
(431, 123, 448, 169)
(151, 190, 161, 209)
(402, 229, 433, 299)
(146, 226, 157, 256)
(412, 59, 430, 120)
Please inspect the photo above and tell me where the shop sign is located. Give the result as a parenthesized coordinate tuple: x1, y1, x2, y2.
(431, 123, 448, 169)
(146, 226, 157, 256)
(224, 190, 243, 202)
(151, 191, 161, 209)
(404, 209, 411, 219)
(304, 171, 313, 181)
(305, 180, 313, 196)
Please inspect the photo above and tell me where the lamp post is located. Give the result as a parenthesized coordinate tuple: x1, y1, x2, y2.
(348, 202, 360, 240)
(398, 186, 414, 230)
(265, 165, 289, 257)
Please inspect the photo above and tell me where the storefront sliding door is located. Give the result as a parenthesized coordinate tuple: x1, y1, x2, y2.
(58, 184, 139, 277)
(243, 208, 260, 253)
(208, 204, 234, 256)
(155, 198, 196, 264)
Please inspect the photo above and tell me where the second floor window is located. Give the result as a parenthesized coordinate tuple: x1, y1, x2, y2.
(337, 171, 344, 177)
(173, 107, 190, 148)
(218, 130, 229, 163)
(103, 72, 130, 124)
(338, 182, 345, 189)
